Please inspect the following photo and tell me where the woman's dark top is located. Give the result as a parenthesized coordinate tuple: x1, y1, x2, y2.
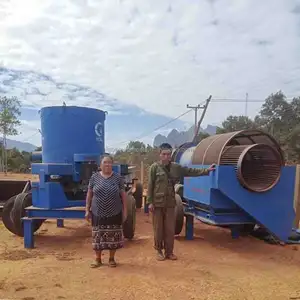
(88, 171, 124, 219)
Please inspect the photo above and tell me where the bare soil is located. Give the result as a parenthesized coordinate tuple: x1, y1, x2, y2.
(1, 211, 300, 300)
(0, 172, 38, 182)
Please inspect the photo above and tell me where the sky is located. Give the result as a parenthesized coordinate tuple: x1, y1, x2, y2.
(1, 0, 300, 150)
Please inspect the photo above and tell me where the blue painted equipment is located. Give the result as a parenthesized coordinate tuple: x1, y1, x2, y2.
(172, 129, 297, 244)
(30, 151, 42, 162)
(31, 106, 106, 209)
(2, 105, 141, 248)
(40, 106, 105, 164)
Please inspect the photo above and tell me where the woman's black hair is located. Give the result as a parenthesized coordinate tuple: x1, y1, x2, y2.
(100, 153, 114, 164)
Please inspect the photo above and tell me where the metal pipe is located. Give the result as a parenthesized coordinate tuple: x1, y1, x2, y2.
(31, 151, 42, 162)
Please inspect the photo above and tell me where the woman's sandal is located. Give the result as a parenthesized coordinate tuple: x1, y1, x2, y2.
(90, 260, 102, 268)
(108, 258, 117, 268)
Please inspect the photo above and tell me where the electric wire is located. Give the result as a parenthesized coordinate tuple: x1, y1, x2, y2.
(107, 108, 195, 149)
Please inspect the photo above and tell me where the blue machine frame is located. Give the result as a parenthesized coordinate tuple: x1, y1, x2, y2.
(182, 165, 296, 242)
(16, 105, 136, 248)
(23, 162, 131, 249)
(173, 130, 298, 244)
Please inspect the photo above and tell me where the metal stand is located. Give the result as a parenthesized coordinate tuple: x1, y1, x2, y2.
(185, 214, 194, 240)
(57, 219, 64, 228)
(22, 206, 85, 249)
(143, 195, 149, 214)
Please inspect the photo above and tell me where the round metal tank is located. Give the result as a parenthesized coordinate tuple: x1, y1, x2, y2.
(41, 106, 106, 164)
(171, 142, 196, 166)
(179, 146, 196, 167)
(191, 129, 285, 192)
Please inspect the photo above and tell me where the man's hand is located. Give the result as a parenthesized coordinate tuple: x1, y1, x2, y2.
(148, 203, 154, 213)
(208, 163, 216, 172)
(85, 210, 91, 223)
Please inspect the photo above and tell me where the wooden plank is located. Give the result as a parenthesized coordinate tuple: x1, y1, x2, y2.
(293, 165, 300, 228)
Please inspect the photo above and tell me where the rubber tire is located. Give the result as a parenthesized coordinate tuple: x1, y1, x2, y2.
(133, 182, 143, 209)
(2, 195, 18, 234)
(10, 192, 44, 237)
(174, 194, 184, 235)
(123, 193, 136, 240)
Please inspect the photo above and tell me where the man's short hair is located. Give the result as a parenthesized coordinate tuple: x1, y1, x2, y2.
(159, 143, 172, 151)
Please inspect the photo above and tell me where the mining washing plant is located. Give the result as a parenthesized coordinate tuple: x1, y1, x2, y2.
(1, 105, 300, 248)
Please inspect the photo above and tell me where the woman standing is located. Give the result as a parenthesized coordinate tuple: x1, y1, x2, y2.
(85, 154, 127, 268)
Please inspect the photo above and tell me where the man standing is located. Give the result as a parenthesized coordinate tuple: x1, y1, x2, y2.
(146, 143, 215, 261)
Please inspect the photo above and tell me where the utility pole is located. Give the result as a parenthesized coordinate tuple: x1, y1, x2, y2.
(245, 92, 248, 117)
(187, 104, 203, 137)
(187, 95, 212, 141)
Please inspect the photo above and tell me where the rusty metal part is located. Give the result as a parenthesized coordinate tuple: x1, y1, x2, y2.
(238, 144, 282, 192)
(191, 130, 284, 192)
(221, 144, 282, 192)
(191, 129, 284, 165)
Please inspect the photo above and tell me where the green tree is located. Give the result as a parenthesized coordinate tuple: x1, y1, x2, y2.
(217, 91, 300, 162)
(254, 91, 294, 139)
(0, 96, 22, 173)
(216, 115, 257, 134)
(288, 126, 300, 162)
(5, 148, 31, 173)
(254, 91, 300, 160)
(125, 141, 147, 153)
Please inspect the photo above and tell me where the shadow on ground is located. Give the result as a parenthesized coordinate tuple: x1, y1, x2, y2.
(175, 221, 300, 266)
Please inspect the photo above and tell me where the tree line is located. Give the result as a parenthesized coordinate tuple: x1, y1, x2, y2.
(113, 91, 300, 181)
(0, 96, 22, 173)
(216, 91, 300, 163)
(1, 91, 299, 173)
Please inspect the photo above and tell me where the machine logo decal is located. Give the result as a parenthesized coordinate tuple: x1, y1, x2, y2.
(95, 122, 103, 142)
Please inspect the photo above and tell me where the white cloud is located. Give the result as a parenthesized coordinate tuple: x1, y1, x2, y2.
(1, 0, 300, 129)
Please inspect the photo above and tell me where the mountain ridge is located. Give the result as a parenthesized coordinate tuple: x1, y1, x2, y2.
(153, 124, 217, 147)
(1, 124, 218, 153)
(0, 138, 37, 152)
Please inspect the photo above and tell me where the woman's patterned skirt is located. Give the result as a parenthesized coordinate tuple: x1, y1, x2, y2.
(91, 211, 124, 251)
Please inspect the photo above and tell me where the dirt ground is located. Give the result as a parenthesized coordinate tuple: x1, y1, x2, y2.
(0, 172, 38, 182)
(1, 212, 300, 300)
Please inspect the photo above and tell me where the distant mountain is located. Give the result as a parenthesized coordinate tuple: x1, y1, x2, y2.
(153, 124, 217, 147)
(0, 138, 37, 152)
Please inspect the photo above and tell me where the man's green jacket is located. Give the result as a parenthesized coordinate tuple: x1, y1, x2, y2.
(146, 162, 210, 208)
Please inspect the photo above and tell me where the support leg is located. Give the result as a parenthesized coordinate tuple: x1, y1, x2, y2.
(23, 218, 34, 249)
(230, 226, 240, 239)
(143, 196, 149, 214)
(57, 219, 64, 228)
(185, 214, 194, 240)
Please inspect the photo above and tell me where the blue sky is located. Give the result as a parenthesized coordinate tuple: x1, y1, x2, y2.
(0, 67, 191, 150)
(1, 0, 300, 150)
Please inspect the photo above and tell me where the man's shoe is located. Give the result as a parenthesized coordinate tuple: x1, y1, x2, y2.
(166, 253, 177, 260)
(156, 251, 165, 261)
